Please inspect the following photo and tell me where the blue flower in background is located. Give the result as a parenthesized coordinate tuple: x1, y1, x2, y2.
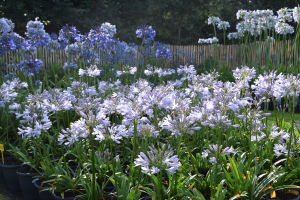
(155, 47, 172, 60)
(0, 18, 14, 34)
(0, 33, 17, 56)
(58, 24, 80, 43)
(18, 59, 43, 76)
(136, 25, 156, 43)
(64, 42, 81, 61)
(4, 72, 15, 80)
(21, 40, 36, 58)
(26, 20, 50, 48)
(50, 33, 58, 40)
(63, 62, 78, 70)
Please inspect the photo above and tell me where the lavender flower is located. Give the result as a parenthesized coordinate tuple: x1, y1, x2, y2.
(134, 143, 181, 175)
(202, 144, 235, 165)
(232, 66, 256, 82)
(274, 144, 293, 157)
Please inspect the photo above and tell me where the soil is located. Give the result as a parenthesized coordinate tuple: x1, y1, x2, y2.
(263, 191, 298, 200)
(17, 165, 40, 173)
(54, 191, 81, 198)
(35, 179, 52, 188)
(3, 158, 22, 166)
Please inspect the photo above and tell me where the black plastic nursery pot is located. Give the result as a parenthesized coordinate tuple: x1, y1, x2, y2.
(33, 181, 55, 200)
(52, 190, 78, 200)
(0, 157, 12, 183)
(261, 188, 300, 200)
(0, 162, 21, 191)
(16, 168, 40, 200)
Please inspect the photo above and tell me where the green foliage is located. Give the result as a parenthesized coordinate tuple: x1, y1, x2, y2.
(2, 0, 298, 45)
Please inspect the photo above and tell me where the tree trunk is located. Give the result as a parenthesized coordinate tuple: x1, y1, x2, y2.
(177, 14, 184, 45)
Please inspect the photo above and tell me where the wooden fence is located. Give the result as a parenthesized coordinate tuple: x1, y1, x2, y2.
(2, 40, 300, 70)
(170, 40, 300, 68)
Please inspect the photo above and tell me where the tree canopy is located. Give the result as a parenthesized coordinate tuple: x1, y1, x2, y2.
(1, 0, 299, 45)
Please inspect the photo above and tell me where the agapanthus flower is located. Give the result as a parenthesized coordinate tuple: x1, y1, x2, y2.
(202, 144, 235, 164)
(26, 20, 50, 47)
(155, 47, 172, 60)
(58, 24, 80, 43)
(18, 59, 43, 76)
(0, 18, 13, 34)
(116, 66, 137, 77)
(44, 39, 60, 52)
(177, 65, 197, 81)
(293, 5, 300, 23)
(0, 33, 17, 56)
(236, 10, 249, 20)
(266, 36, 275, 42)
(217, 21, 230, 30)
(134, 143, 181, 175)
(96, 149, 114, 163)
(63, 62, 78, 70)
(161, 114, 200, 137)
(208, 16, 221, 26)
(136, 25, 156, 43)
(16, 102, 52, 138)
(64, 42, 81, 61)
(198, 37, 219, 44)
(0, 78, 28, 107)
(274, 144, 293, 157)
(79, 65, 101, 77)
(273, 74, 300, 99)
(227, 32, 244, 40)
(232, 65, 256, 82)
(101, 22, 116, 38)
(277, 8, 293, 22)
(275, 22, 294, 34)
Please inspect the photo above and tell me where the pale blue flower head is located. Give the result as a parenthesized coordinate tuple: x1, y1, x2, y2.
(236, 10, 249, 20)
(0, 18, 14, 34)
(217, 21, 230, 30)
(265, 36, 275, 42)
(208, 16, 221, 26)
(275, 22, 294, 34)
(101, 22, 116, 38)
(277, 8, 293, 22)
(293, 5, 300, 23)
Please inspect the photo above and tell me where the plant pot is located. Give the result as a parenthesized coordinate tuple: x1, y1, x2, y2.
(16, 168, 40, 200)
(0, 162, 21, 191)
(33, 181, 55, 200)
(0, 157, 12, 183)
(52, 190, 77, 200)
(261, 188, 300, 200)
(104, 185, 115, 194)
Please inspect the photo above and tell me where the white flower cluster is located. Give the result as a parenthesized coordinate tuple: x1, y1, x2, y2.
(198, 37, 219, 44)
(134, 143, 181, 175)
